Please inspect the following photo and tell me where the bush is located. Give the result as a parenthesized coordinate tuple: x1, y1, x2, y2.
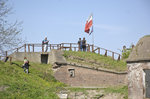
(122, 49, 131, 59)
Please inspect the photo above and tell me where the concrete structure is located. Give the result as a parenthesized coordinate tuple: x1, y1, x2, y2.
(10, 50, 67, 65)
(54, 64, 127, 87)
(127, 35, 150, 99)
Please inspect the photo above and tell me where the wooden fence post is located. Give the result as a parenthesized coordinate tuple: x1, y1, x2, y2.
(10, 57, 12, 65)
(17, 48, 18, 52)
(62, 43, 64, 50)
(112, 52, 114, 60)
(105, 50, 107, 56)
(57, 44, 59, 50)
(74, 47, 76, 51)
(70, 43, 72, 51)
(42, 45, 44, 52)
(118, 54, 121, 61)
(98, 48, 100, 54)
(59, 44, 61, 50)
(33, 44, 34, 52)
(92, 45, 94, 52)
(88, 44, 90, 52)
(50, 44, 51, 50)
(24, 44, 26, 52)
(5, 51, 7, 57)
(28, 44, 30, 52)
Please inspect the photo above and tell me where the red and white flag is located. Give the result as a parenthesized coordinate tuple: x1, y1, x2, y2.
(85, 14, 93, 34)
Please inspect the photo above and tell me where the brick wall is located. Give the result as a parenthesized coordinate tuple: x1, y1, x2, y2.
(54, 65, 127, 87)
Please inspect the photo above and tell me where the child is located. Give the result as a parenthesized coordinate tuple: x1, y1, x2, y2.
(22, 57, 29, 74)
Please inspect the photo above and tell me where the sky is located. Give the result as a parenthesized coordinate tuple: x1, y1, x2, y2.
(7, 0, 150, 53)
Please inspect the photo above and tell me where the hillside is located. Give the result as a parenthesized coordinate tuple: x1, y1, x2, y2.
(0, 61, 128, 99)
(63, 51, 127, 72)
(0, 51, 128, 99)
(0, 61, 65, 99)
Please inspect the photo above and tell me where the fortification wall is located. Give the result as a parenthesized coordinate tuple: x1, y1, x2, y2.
(10, 52, 53, 64)
(127, 62, 150, 99)
(10, 51, 127, 87)
(9, 50, 66, 65)
(54, 65, 127, 87)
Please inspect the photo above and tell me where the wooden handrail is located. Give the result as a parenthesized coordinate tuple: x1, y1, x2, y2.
(1, 43, 122, 61)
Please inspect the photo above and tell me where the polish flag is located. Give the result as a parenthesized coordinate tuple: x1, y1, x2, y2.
(85, 14, 93, 34)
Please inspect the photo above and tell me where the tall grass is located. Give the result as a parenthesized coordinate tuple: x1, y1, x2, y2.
(0, 61, 66, 99)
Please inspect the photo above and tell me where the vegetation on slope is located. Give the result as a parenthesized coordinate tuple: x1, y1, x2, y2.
(67, 86, 128, 99)
(102, 86, 128, 99)
(63, 51, 127, 72)
(0, 61, 66, 99)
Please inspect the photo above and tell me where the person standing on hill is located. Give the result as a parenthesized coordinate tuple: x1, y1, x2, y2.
(82, 37, 86, 51)
(78, 38, 82, 51)
(42, 37, 49, 52)
(22, 57, 29, 74)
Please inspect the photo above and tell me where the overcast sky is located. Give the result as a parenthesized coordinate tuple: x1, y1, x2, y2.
(8, 0, 150, 53)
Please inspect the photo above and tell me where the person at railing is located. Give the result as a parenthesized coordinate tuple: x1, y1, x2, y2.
(42, 37, 49, 52)
(82, 37, 86, 51)
(22, 57, 29, 74)
(122, 45, 126, 53)
(78, 38, 82, 51)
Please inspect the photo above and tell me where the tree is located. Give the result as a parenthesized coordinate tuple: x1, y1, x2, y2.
(0, 0, 22, 55)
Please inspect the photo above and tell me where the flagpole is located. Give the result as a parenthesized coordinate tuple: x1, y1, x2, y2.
(92, 13, 94, 46)
(92, 26, 94, 46)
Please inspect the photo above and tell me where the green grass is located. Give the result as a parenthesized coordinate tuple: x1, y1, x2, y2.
(67, 86, 128, 99)
(103, 86, 128, 99)
(63, 51, 127, 71)
(68, 87, 90, 95)
(144, 35, 150, 37)
(0, 61, 66, 99)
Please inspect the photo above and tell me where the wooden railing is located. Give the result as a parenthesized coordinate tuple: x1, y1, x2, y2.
(0, 43, 122, 64)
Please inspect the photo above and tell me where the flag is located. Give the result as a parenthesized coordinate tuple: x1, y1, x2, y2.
(89, 26, 93, 35)
(85, 14, 93, 34)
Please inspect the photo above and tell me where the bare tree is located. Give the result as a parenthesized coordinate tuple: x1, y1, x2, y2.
(0, 0, 22, 54)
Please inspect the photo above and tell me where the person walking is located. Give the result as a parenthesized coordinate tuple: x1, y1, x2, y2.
(22, 57, 29, 74)
(42, 37, 49, 52)
(82, 37, 86, 51)
(78, 38, 82, 51)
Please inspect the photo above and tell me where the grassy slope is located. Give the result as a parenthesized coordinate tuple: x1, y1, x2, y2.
(63, 51, 127, 72)
(68, 86, 128, 99)
(0, 61, 65, 99)
(0, 51, 128, 98)
(103, 86, 128, 99)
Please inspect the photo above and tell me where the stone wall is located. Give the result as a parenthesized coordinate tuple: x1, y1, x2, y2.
(10, 52, 53, 64)
(10, 52, 41, 63)
(9, 50, 67, 65)
(54, 65, 127, 87)
(127, 62, 150, 99)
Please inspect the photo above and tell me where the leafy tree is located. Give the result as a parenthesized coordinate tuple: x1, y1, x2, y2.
(0, 0, 22, 54)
